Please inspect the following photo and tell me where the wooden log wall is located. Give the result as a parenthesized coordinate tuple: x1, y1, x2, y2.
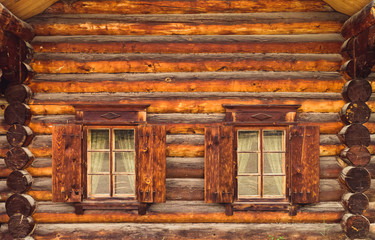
(0, 3, 36, 239)
(0, 0, 375, 239)
(339, 1, 375, 239)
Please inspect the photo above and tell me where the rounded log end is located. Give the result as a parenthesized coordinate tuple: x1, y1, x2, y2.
(8, 213, 36, 238)
(5, 193, 37, 217)
(6, 170, 33, 193)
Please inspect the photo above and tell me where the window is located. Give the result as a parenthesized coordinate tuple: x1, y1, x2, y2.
(204, 105, 320, 215)
(237, 128, 286, 200)
(52, 104, 166, 214)
(86, 127, 135, 198)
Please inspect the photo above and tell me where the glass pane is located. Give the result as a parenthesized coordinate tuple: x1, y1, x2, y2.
(263, 130, 283, 151)
(114, 175, 135, 195)
(114, 129, 134, 150)
(264, 176, 284, 197)
(264, 153, 284, 174)
(238, 153, 258, 174)
(238, 176, 258, 197)
(90, 129, 109, 149)
(89, 152, 109, 173)
(90, 175, 110, 196)
(114, 152, 135, 173)
(238, 131, 259, 151)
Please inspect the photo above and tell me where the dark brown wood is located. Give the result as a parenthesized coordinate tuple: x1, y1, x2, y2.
(136, 124, 166, 203)
(5, 84, 32, 104)
(339, 166, 371, 193)
(204, 125, 235, 204)
(8, 213, 36, 238)
(6, 124, 34, 147)
(289, 125, 320, 204)
(340, 58, 373, 80)
(341, 79, 372, 103)
(225, 204, 233, 216)
(5, 147, 34, 170)
(341, 214, 370, 239)
(340, 146, 371, 167)
(4, 103, 31, 126)
(342, 192, 369, 214)
(341, 0, 375, 39)
(338, 124, 370, 147)
(6, 170, 33, 193)
(74, 104, 149, 124)
(5, 193, 36, 217)
(52, 124, 82, 202)
(138, 203, 150, 215)
(340, 102, 371, 125)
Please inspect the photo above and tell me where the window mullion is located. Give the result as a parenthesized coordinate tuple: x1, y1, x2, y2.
(109, 128, 114, 197)
(260, 129, 264, 198)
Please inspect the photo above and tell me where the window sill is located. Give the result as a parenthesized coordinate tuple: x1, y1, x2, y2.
(232, 201, 290, 212)
(74, 200, 148, 215)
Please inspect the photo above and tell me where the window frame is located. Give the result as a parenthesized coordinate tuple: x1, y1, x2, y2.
(83, 125, 137, 201)
(234, 125, 289, 203)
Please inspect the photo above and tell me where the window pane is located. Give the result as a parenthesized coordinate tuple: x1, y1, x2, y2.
(114, 175, 135, 195)
(264, 153, 283, 174)
(89, 152, 109, 173)
(238, 131, 258, 151)
(90, 129, 109, 149)
(238, 153, 258, 174)
(238, 176, 258, 197)
(114, 152, 135, 173)
(90, 175, 110, 196)
(114, 129, 134, 150)
(264, 176, 284, 197)
(263, 130, 283, 151)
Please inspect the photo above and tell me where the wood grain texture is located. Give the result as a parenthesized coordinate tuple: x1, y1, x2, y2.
(31, 53, 342, 74)
(32, 34, 343, 54)
(28, 13, 347, 36)
(44, 0, 335, 14)
(52, 124, 82, 202)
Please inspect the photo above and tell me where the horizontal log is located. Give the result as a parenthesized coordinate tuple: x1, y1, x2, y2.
(341, 1, 375, 39)
(44, 0, 335, 14)
(0, 223, 350, 239)
(31, 53, 342, 74)
(30, 71, 345, 93)
(166, 158, 204, 178)
(29, 13, 347, 36)
(0, 3, 35, 41)
(32, 34, 343, 54)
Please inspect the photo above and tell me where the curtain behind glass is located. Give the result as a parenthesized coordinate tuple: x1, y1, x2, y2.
(114, 130, 135, 195)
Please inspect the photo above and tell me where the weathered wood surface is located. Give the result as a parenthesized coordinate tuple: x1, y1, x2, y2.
(0, 3, 35, 41)
(0, 223, 352, 240)
(5, 84, 32, 104)
(339, 166, 372, 193)
(1, 177, 374, 202)
(44, 0, 335, 14)
(341, 213, 370, 239)
(342, 79, 372, 103)
(6, 124, 34, 147)
(4, 103, 31, 125)
(29, 71, 345, 93)
(0, 0, 60, 20)
(4, 147, 34, 170)
(5, 193, 36, 217)
(341, 0, 375, 39)
(28, 13, 347, 36)
(7, 213, 35, 238)
(340, 102, 371, 124)
(340, 145, 371, 167)
(338, 124, 371, 147)
(4, 113, 375, 135)
(6, 170, 33, 193)
(342, 192, 369, 214)
(31, 53, 342, 74)
(32, 34, 343, 54)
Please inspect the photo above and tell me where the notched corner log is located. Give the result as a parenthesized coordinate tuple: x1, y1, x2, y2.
(6, 169, 33, 193)
(5, 193, 37, 217)
(341, 79, 372, 103)
(340, 102, 371, 125)
(6, 124, 34, 147)
(339, 166, 371, 193)
(5, 147, 35, 170)
(338, 124, 370, 147)
(339, 146, 371, 167)
(8, 213, 36, 238)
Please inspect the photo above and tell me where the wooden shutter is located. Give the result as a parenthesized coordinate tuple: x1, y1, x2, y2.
(205, 125, 235, 203)
(289, 124, 320, 204)
(52, 124, 82, 202)
(136, 124, 166, 203)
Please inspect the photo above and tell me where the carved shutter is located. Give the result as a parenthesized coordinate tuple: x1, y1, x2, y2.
(52, 124, 82, 202)
(205, 125, 235, 203)
(136, 124, 166, 203)
(289, 124, 320, 204)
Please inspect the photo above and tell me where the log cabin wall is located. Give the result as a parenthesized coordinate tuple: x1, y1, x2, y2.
(0, 0, 375, 239)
